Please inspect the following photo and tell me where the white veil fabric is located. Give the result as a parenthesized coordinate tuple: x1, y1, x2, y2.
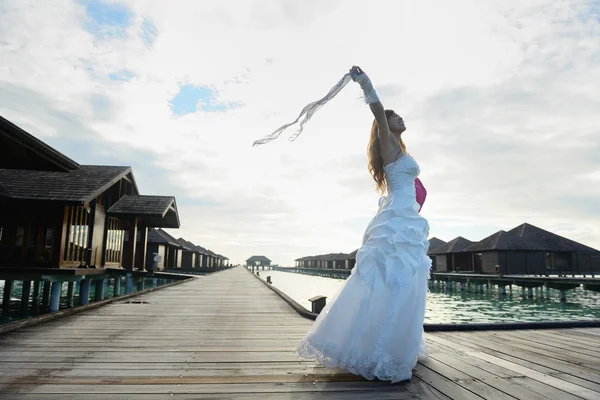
(252, 73, 353, 146)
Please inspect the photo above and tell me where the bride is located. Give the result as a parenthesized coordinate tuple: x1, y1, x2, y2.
(297, 66, 431, 383)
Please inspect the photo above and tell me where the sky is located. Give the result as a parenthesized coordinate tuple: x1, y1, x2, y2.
(1, 0, 599, 266)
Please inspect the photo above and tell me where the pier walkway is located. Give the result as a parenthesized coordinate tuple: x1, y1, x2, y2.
(0, 267, 599, 399)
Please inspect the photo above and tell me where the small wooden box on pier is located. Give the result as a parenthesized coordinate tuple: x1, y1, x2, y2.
(308, 295, 327, 314)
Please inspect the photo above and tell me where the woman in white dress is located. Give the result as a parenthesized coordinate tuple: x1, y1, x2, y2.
(297, 66, 431, 383)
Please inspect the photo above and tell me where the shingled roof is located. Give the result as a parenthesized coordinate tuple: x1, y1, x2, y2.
(0, 115, 79, 172)
(148, 228, 181, 247)
(428, 237, 447, 253)
(509, 223, 598, 252)
(107, 195, 180, 228)
(429, 236, 474, 255)
(0, 165, 133, 205)
(466, 230, 540, 252)
(176, 238, 196, 251)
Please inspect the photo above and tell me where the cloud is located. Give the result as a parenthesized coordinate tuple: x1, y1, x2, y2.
(1, 0, 599, 265)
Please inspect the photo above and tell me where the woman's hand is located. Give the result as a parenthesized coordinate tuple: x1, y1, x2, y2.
(349, 65, 365, 81)
(349, 65, 379, 104)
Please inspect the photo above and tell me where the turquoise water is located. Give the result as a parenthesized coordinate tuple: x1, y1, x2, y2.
(259, 271, 600, 324)
(0, 277, 175, 325)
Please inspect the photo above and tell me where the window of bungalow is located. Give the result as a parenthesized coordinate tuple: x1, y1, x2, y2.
(63, 206, 90, 263)
(42, 227, 53, 261)
(12, 225, 25, 259)
(105, 217, 125, 265)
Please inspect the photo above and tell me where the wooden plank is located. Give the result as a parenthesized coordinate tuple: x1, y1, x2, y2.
(426, 335, 583, 400)
(435, 333, 600, 399)
(433, 333, 600, 395)
(0, 393, 419, 400)
(0, 382, 417, 395)
(2, 266, 600, 399)
(427, 342, 555, 400)
(491, 330, 600, 358)
(411, 364, 485, 400)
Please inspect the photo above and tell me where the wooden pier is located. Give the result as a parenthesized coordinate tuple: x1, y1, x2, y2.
(0, 267, 599, 399)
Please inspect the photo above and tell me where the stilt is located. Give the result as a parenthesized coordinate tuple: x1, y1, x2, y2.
(528, 287, 534, 298)
(498, 285, 506, 296)
(41, 282, 51, 311)
(113, 277, 121, 297)
(560, 289, 567, 302)
(2, 280, 13, 315)
(94, 279, 105, 302)
(126, 273, 133, 294)
(32, 280, 41, 310)
(79, 280, 90, 305)
(152, 278, 157, 288)
(49, 282, 62, 312)
(67, 282, 75, 307)
(21, 280, 31, 315)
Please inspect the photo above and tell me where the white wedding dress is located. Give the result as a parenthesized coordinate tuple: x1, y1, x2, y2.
(297, 153, 431, 383)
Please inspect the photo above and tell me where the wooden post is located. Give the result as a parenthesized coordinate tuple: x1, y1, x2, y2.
(308, 295, 327, 313)
(138, 224, 148, 271)
(67, 282, 75, 307)
(32, 280, 41, 309)
(41, 281, 51, 311)
(528, 287, 534, 298)
(49, 282, 62, 312)
(124, 218, 138, 270)
(94, 279, 105, 302)
(560, 289, 567, 302)
(137, 278, 145, 291)
(125, 273, 133, 294)
(2, 280, 13, 315)
(113, 277, 121, 297)
(79, 280, 90, 305)
(21, 281, 31, 315)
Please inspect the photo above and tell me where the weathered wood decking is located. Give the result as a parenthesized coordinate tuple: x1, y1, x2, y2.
(0, 267, 599, 399)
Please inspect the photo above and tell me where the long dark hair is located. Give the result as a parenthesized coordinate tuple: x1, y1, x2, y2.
(367, 109, 407, 194)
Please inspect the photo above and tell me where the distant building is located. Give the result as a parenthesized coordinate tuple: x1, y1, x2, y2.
(430, 223, 600, 275)
(246, 255, 271, 267)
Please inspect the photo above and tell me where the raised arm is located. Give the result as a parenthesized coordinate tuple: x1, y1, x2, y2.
(350, 66, 403, 165)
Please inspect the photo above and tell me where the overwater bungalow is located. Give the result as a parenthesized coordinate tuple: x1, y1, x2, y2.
(427, 237, 447, 271)
(0, 115, 180, 273)
(146, 228, 183, 271)
(430, 223, 600, 275)
(246, 255, 271, 268)
(429, 236, 475, 272)
(176, 238, 199, 269)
